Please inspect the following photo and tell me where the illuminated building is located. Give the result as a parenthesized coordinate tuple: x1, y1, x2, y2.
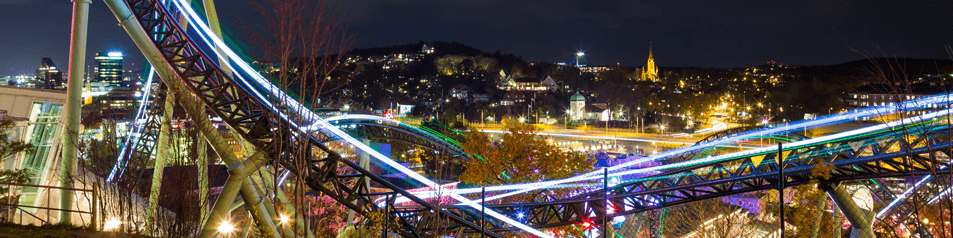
(94, 52, 124, 88)
(570, 92, 585, 120)
(640, 43, 659, 81)
(422, 43, 434, 54)
(0, 85, 66, 208)
(35, 58, 64, 90)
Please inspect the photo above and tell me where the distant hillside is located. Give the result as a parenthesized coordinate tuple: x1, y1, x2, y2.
(350, 41, 488, 57)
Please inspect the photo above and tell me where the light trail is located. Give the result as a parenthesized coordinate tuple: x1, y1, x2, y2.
(318, 106, 953, 209)
(478, 129, 696, 145)
(477, 129, 763, 149)
(876, 163, 950, 219)
(454, 108, 953, 207)
(383, 108, 951, 205)
(109, 66, 156, 181)
(134, 0, 952, 233)
(165, 1, 552, 236)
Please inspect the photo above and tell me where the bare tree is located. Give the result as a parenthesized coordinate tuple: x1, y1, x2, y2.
(850, 44, 953, 238)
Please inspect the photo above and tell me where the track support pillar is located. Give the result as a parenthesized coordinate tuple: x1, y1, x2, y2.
(144, 85, 175, 235)
(823, 184, 875, 238)
(101, 1, 278, 237)
(60, 0, 92, 225)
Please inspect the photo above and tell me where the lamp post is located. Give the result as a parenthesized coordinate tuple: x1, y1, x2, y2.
(576, 52, 585, 68)
(218, 221, 235, 238)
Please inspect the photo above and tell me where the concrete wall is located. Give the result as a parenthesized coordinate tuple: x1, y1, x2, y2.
(0, 85, 67, 118)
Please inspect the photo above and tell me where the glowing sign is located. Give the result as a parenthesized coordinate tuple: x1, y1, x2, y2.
(383, 111, 394, 119)
(108, 52, 123, 57)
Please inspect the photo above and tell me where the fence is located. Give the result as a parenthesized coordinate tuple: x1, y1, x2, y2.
(0, 181, 98, 229)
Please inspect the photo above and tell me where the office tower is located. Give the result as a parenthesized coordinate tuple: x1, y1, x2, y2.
(94, 52, 123, 88)
(35, 58, 64, 89)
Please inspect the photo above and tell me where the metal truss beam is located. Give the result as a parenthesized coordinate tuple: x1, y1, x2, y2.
(440, 125, 953, 231)
(106, 0, 499, 236)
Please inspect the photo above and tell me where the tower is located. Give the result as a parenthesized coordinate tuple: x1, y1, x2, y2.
(570, 92, 586, 120)
(641, 43, 659, 81)
(94, 52, 123, 88)
(36, 58, 64, 89)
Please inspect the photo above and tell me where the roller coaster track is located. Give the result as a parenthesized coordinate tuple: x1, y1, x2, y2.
(107, 0, 953, 236)
(110, 0, 502, 236)
(444, 123, 953, 231)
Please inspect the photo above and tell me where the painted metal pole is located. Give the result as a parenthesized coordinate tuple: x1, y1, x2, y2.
(604, 167, 609, 238)
(145, 88, 175, 235)
(382, 193, 389, 238)
(100, 1, 278, 237)
(481, 187, 485, 238)
(778, 143, 784, 237)
(60, 0, 92, 225)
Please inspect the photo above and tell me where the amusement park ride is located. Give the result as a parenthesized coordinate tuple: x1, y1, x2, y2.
(50, 0, 952, 237)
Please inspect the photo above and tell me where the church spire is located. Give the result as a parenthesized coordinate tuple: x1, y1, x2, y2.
(648, 42, 654, 60)
(641, 42, 659, 81)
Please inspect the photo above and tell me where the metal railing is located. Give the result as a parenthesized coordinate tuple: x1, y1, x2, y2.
(0, 182, 98, 229)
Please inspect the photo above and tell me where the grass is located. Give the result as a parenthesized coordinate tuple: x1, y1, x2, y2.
(0, 223, 152, 238)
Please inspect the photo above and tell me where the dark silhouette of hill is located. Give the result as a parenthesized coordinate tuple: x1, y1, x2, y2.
(350, 41, 487, 57)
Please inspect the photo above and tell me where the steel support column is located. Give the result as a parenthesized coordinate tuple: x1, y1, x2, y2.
(834, 205, 843, 238)
(101, 1, 278, 237)
(197, 131, 209, 224)
(825, 185, 875, 238)
(260, 168, 313, 238)
(809, 194, 827, 238)
(60, 0, 92, 224)
(145, 86, 175, 235)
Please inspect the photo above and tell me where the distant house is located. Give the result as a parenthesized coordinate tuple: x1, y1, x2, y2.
(500, 91, 526, 106)
(584, 104, 610, 121)
(449, 84, 470, 99)
(513, 75, 558, 91)
(497, 70, 515, 90)
(472, 93, 490, 102)
(569, 92, 610, 121)
(845, 82, 952, 120)
(396, 97, 416, 116)
(421, 95, 440, 107)
(422, 43, 435, 54)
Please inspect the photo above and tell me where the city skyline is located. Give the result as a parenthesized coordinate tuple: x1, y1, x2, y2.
(2, 1, 953, 76)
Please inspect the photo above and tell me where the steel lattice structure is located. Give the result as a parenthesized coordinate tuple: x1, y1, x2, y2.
(115, 0, 501, 236)
(443, 124, 953, 231)
(107, 0, 953, 236)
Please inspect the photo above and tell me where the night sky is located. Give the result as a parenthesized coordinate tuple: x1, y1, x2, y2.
(2, 0, 952, 76)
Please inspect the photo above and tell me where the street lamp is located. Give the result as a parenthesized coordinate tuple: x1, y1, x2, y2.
(279, 214, 291, 225)
(576, 52, 585, 67)
(104, 217, 122, 231)
(218, 221, 235, 237)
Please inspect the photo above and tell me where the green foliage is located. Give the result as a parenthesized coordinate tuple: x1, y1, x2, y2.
(0, 169, 32, 191)
(0, 118, 35, 191)
(0, 119, 33, 159)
